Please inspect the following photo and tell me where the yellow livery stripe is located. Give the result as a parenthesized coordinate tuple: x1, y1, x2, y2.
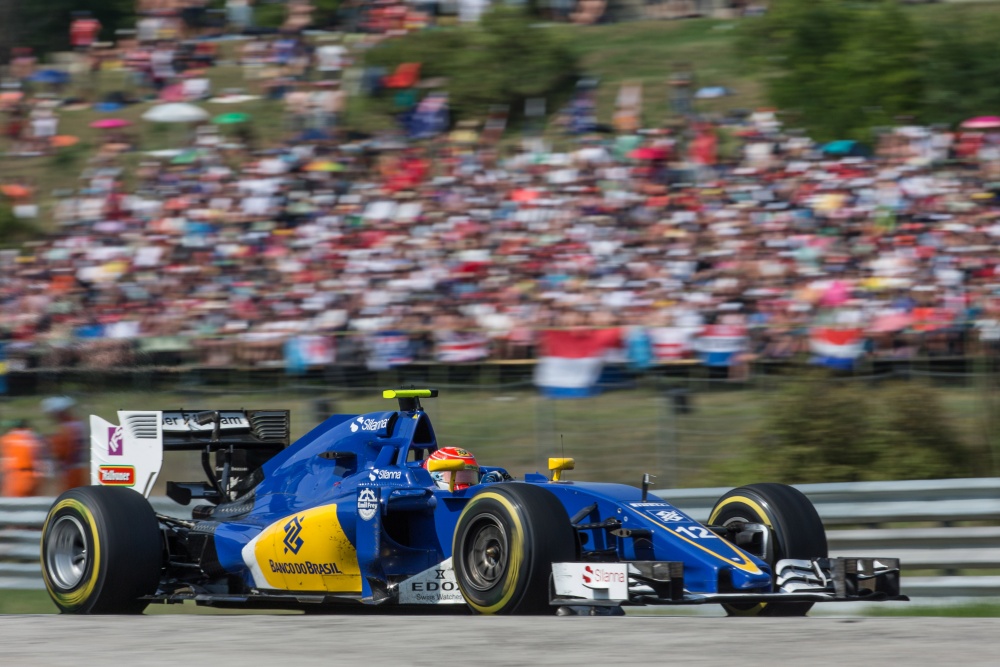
(252, 504, 362, 593)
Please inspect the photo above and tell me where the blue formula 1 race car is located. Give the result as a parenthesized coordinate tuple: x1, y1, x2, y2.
(39, 389, 906, 615)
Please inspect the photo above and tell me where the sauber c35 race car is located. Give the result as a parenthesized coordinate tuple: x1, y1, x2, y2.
(40, 389, 906, 615)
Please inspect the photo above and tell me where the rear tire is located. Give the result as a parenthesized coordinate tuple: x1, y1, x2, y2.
(452, 483, 574, 615)
(709, 483, 827, 617)
(41, 486, 163, 614)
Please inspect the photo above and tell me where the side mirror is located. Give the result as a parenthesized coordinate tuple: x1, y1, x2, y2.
(548, 457, 575, 482)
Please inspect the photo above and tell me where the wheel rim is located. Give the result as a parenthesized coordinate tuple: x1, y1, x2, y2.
(46, 515, 88, 590)
(720, 513, 773, 563)
(462, 513, 508, 592)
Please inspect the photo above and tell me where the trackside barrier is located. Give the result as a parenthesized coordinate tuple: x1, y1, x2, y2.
(0, 497, 188, 591)
(1, 480, 999, 596)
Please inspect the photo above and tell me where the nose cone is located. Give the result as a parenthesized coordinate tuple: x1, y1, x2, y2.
(728, 562, 773, 591)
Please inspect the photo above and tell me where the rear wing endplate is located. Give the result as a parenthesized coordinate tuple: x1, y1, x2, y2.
(90, 411, 164, 498)
(90, 409, 290, 498)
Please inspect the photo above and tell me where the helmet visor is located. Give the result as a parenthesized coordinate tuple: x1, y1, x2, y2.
(430, 468, 480, 490)
(453, 468, 480, 488)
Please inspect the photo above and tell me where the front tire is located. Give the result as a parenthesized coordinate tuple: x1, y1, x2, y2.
(709, 483, 827, 617)
(40, 486, 163, 614)
(452, 483, 574, 615)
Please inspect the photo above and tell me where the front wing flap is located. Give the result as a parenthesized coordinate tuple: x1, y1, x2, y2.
(551, 557, 907, 607)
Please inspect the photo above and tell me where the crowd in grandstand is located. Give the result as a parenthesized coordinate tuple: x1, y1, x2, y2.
(3, 3, 1000, 375)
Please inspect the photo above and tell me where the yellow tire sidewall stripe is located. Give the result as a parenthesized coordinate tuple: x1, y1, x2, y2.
(41, 498, 102, 609)
(457, 491, 525, 615)
(708, 495, 772, 528)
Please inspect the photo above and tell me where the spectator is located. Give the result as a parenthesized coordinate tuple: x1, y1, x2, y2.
(314, 39, 347, 82)
(0, 420, 45, 497)
(10, 47, 37, 86)
(28, 105, 58, 155)
(226, 0, 255, 34)
(41, 396, 88, 492)
(70, 11, 102, 53)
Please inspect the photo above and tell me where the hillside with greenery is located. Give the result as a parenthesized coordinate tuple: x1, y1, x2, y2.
(5, 3, 1000, 200)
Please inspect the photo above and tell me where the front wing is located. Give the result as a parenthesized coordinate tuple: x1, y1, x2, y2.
(551, 557, 907, 607)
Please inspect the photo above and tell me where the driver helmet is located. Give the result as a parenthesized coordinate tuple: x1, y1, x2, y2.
(423, 447, 479, 490)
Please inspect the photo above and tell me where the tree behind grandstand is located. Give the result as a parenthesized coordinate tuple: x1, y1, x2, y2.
(738, 0, 1000, 141)
(921, 12, 1000, 127)
(737, 0, 923, 142)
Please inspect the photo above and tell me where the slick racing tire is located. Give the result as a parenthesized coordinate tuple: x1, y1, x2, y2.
(41, 486, 163, 614)
(709, 483, 827, 617)
(453, 483, 575, 615)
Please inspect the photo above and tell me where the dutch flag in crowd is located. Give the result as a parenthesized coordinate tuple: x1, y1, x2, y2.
(534, 329, 622, 399)
(809, 327, 865, 370)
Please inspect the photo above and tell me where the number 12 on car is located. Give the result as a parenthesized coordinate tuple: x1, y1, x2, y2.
(675, 526, 714, 539)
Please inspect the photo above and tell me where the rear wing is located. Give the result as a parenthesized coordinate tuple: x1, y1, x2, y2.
(90, 409, 290, 498)
(158, 410, 290, 450)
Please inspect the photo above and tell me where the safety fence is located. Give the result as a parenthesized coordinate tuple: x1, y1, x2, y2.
(4, 366, 1000, 488)
(2, 478, 998, 596)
